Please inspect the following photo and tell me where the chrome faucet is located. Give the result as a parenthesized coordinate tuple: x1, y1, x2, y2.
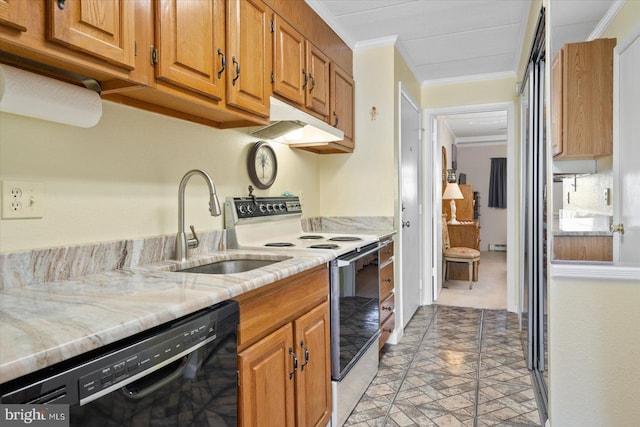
(176, 169, 222, 262)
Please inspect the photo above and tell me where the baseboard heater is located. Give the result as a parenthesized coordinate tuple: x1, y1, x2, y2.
(489, 243, 507, 252)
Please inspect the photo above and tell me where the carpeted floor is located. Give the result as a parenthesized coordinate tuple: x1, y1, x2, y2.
(436, 251, 507, 310)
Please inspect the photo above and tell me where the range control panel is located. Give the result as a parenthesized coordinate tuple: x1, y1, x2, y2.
(228, 196, 301, 220)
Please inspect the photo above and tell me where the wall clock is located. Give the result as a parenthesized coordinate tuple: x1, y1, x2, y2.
(248, 141, 277, 189)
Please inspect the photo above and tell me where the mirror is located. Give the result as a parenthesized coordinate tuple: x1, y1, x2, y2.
(550, 1, 616, 262)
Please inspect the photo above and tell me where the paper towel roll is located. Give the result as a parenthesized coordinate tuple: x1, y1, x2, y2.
(0, 64, 102, 128)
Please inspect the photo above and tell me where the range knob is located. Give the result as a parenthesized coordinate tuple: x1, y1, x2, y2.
(266, 204, 273, 212)
(259, 204, 267, 213)
(238, 204, 246, 215)
(246, 204, 255, 214)
(279, 203, 286, 211)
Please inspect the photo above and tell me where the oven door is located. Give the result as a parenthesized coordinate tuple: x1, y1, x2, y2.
(331, 243, 381, 380)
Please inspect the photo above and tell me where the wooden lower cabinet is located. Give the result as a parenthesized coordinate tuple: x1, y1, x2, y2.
(239, 323, 295, 427)
(379, 237, 395, 349)
(553, 235, 613, 261)
(236, 265, 331, 427)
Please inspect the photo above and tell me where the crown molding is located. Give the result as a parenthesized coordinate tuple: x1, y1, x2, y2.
(588, 0, 627, 40)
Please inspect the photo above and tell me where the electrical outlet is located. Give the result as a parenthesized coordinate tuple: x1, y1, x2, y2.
(2, 181, 44, 219)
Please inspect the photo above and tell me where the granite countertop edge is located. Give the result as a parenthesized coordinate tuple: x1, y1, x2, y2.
(553, 230, 613, 237)
(0, 249, 334, 385)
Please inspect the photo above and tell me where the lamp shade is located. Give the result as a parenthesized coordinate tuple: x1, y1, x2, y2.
(442, 182, 464, 200)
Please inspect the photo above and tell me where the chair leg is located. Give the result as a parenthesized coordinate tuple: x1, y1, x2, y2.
(442, 260, 448, 288)
(468, 262, 473, 290)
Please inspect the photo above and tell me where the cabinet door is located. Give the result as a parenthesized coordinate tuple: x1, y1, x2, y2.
(305, 41, 330, 116)
(48, 0, 135, 69)
(155, 0, 225, 100)
(226, 0, 271, 117)
(294, 301, 331, 427)
(0, 0, 27, 31)
(273, 15, 305, 105)
(330, 63, 355, 149)
(238, 323, 295, 427)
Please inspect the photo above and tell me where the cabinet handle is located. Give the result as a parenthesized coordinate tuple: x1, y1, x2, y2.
(302, 69, 308, 90)
(383, 328, 394, 333)
(232, 56, 240, 86)
(289, 347, 298, 379)
(385, 278, 392, 283)
(300, 341, 309, 371)
(217, 49, 226, 79)
(309, 74, 315, 93)
(611, 224, 624, 234)
(333, 112, 339, 127)
(57, 0, 65, 10)
(382, 306, 393, 311)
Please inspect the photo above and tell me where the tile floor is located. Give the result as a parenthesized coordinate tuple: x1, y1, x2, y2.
(344, 305, 541, 427)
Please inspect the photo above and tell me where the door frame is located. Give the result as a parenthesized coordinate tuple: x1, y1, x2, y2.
(398, 83, 423, 333)
(423, 102, 517, 312)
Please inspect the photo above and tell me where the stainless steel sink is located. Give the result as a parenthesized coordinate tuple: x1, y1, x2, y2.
(177, 258, 290, 274)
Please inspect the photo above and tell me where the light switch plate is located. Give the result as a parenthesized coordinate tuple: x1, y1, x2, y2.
(2, 180, 44, 219)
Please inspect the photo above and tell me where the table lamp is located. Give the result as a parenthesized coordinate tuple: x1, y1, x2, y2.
(443, 170, 464, 224)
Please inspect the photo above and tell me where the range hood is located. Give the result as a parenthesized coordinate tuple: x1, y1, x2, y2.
(251, 97, 343, 144)
(552, 159, 597, 177)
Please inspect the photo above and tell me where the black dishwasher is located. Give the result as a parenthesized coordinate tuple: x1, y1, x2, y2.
(1, 300, 239, 426)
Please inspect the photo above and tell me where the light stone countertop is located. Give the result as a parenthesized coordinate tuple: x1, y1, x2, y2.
(0, 249, 334, 384)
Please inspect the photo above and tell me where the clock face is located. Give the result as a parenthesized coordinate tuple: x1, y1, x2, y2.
(248, 141, 277, 189)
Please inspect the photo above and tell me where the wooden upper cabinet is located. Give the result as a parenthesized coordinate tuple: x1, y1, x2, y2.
(226, 0, 271, 117)
(47, 0, 135, 70)
(272, 14, 305, 105)
(552, 38, 616, 160)
(155, 0, 225, 100)
(305, 41, 330, 116)
(330, 63, 355, 149)
(0, 0, 27, 31)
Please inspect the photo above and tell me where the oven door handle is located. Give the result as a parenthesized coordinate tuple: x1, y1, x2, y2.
(337, 244, 380, 267)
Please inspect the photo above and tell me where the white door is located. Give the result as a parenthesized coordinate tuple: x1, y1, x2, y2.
(400, 87, 421, 327)
(613, 26, 640, 263)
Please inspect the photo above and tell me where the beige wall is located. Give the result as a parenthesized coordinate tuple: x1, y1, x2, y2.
(0, 102, 321, 252)
(422, 76, 517, 110)
(319, 44, 396, 217)
(549, 274, 640, 426)
(548, 3, 640, 426)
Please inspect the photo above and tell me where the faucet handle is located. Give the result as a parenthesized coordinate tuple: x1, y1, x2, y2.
(187, 225, 200, 249)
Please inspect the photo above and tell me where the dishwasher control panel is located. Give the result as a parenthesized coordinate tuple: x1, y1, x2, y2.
(78, 312, 218, 403)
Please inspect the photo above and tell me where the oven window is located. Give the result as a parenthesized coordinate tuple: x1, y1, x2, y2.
(337, 250, 380, 376)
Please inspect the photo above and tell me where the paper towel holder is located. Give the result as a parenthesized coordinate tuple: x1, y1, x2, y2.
(0, 51, 102, 94)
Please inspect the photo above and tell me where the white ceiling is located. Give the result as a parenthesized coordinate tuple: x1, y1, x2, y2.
(307, 0, 531, 85)
(306, 0, 620, 140)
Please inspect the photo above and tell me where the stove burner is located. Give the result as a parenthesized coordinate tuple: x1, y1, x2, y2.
(308, 244, 340, 250)
(265, 242, 295, 247)
(328, 236, 362, 242)
(299, 235, 324, 240)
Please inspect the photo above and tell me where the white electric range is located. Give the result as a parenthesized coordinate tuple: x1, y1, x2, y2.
(224, 196, 381, 426)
